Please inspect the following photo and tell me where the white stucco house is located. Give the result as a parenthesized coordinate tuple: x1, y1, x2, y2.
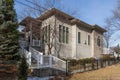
(20, 8, 106, 59)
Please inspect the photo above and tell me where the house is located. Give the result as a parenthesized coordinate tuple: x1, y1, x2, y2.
(20, 8, 106, 59)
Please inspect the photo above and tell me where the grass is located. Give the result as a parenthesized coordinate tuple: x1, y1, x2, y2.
(66, 63, 120, 80)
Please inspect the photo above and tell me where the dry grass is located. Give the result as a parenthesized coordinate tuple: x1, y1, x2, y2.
(66, 63, 120, 80)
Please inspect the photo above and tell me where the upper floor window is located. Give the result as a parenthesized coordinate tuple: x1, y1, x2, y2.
(97, 36, 100, 47)
(63, 26, 65, 43)
(48, 25, 50, 43)
(66, 27, 69, 43)
(78, 32, 81, 44)
(59, 25, 69, 44)
(88, 35, 90, 45)
(43, 25, 50, 43)
(59, 25, 62, 42)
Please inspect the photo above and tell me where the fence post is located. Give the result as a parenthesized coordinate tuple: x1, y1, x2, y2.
(49, 55, 52, 67)
(101, 60, 103, 68)
(37, 55, 39, 68)
(96, 60, 98, 69)
(108, 59, 110, 65)
(66, 60, 70, 76)
(28, 52, 31, 66)
(83, 62, 86, 71)
(92, 62, 94, 70)
(114, 57, 116, 64)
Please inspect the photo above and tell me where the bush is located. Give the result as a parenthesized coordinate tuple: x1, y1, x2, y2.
(101, 54, 111, 61)
(69, 59, 77, 66)
(18, 56, 28, 80)
(68, 57, 96, 66)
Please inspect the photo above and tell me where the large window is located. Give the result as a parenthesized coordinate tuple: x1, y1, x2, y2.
(63, 26, 65, 43)
(44, 25, 50, 43)
(97, 36, 100, 47)
(59, 25, 69, 44)
(59, 25, 62, 42)
(66, 27, 69, 43)
(44, 26, 47, 43)
(88, 35, 90, 45)
(78, 32, 81, 44)
(47, 25, 50, 43)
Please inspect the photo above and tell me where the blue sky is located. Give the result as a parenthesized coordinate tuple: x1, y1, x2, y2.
(60, 0, 117, 27)
(15, 0, 117, 27)
(14, 0, 118, 47)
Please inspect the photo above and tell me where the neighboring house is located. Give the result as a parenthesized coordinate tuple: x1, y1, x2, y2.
(20, 8, 106, 59)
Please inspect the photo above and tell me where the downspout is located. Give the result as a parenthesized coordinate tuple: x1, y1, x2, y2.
(76, 25, 77, 59)
(54, 16, 57, 56)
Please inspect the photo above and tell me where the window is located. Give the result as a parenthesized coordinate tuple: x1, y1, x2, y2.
(42, 28, 44, 43)
(78, 32, 81, 43)
(48, 25, 50, 43)
(66, 27, 69, 43)
(59, 25, 62, 42)
(88, 35, 90, 45)
(44, 26, 47, 43)
(63, 26, 65, 43)
(97, 36, 100, 47)
(59, 25, 69, 44)
(43, 25, 50, 43)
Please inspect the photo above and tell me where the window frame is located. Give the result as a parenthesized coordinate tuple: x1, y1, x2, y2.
(63, 26, 65, 43)
(78, 32, 81, 44)
(97, 36, 100, 47)
(66, 27, 69, 43)
(88, 35, 90, 45)
(59, 25, 62, 43)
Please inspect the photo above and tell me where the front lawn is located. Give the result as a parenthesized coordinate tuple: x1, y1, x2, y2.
(66, 63, 120, 80)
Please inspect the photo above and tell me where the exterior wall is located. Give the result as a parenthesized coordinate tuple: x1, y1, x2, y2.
(41, 15, 72, 58)
(55, 17, 73, 59)
(71, 25, 77, 59)
(40, 15, 104, 59)
(76, 25, 92, 59)
(92, 30, 103, 58)
(41, 16, 56, 55)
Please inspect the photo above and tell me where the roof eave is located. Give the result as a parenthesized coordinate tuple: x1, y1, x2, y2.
(93, 24, 107, 32)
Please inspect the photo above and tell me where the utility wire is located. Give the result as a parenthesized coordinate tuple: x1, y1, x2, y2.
(15, 0, 44, 12)
(25, 0, 48, 11)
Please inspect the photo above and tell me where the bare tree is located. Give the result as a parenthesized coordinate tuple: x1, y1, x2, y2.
(41, 15, 65, 57)
(17, 0, 78, 57)
(103, 0, 120, 48)
(15, 0, 78, 21)
(104, 18, 114, 48)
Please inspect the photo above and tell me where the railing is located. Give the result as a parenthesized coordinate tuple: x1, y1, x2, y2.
(22, 48, 31, 65)
(52, 56, 66, 71)
(19, 40, 27, 48)
(30, 55, 66, 71)
(32, 39, 41, 46)
(29, 47, 44, 68)
(21, 47, 66, 71)
(29, 47, 43, 55)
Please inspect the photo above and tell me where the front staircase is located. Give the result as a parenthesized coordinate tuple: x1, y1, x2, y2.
(20, 47, 67, 77)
